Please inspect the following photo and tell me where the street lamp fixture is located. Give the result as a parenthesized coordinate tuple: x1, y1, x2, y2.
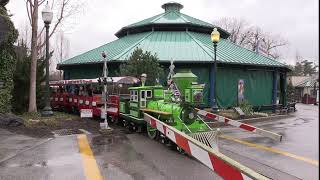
(41, 1, 53, 116)
(42, 2, 53, 24)
(211, 27, 220, 43)
(211, 28, 220, 112)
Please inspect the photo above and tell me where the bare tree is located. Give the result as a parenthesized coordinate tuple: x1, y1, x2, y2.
(26, 0, 43, 112)
(247, 26, 263, 51)
(215, 17, 288, 60)
(294, 50, 303, 63)
(25, 0, 84, 112)
(53, 30, 70, 79)
(215, 17, 252, 48)
(17, 21, 31, 49)
(249, 29, 288, 59)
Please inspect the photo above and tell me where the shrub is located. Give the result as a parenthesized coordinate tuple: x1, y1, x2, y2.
(239, 100, 253, 115)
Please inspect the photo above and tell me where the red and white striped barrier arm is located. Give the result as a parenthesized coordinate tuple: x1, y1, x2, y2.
(195, 108, 282, 142)
(144, 113, 270, 180)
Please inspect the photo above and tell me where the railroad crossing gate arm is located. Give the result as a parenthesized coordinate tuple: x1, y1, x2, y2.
(195, 108, 282, 142)
(143, 113, 270, 180)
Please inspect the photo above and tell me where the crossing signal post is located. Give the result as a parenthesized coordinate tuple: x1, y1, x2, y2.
(100, 51, 112, 131)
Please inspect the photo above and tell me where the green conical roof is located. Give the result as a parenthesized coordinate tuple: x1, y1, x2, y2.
(115, 2, 229, 38)
(58, 2, 288, 70)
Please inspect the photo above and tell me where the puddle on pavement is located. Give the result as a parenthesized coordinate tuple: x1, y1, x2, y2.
(91, 128, 167, 179)
(259, 123, 286, 130)
(104, 150, 165, 180)
(6, 161, 47, 168)
(283, 118, 313, 127)
(47, 154, 81, 166)
(295, 118, 312, 123)
(4, 154, 80, 168)
(92, 128, 130, 146)
(242, 136, 279, 146)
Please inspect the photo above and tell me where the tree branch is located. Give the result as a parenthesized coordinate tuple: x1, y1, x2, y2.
(38, 0, 68, 49)
(38, 0, 46, 6)
(26, 1, 32, 25)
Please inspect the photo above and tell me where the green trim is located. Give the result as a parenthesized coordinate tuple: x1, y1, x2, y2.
(129, 110, 139, 117)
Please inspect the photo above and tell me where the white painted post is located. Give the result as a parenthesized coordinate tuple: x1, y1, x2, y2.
(100, 51, 111, 130)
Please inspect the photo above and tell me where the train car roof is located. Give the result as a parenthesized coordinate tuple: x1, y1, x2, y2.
(128, 85, 164, 90)
(49, 76, 140, 86)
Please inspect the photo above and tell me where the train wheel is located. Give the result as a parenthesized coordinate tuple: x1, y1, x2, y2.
(177, 146, 186, 155)
(147, 123, 158, 140)
(113, 117, 119, 124)
(168, 140, 177, 151)
(109, 116, 116, 124)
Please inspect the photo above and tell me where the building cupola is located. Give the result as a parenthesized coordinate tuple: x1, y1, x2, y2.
(161, 2, 183, 12)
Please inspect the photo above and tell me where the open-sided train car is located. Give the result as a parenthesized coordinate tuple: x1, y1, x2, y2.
(49, 77, 139, 120)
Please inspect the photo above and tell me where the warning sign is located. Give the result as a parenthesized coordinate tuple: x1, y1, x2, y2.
(80, 109, 93, 118)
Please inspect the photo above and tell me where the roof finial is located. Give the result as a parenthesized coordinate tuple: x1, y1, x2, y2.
(161, 2, 183, 12)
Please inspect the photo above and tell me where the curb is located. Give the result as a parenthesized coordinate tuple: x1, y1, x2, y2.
(209, 113, 295, 127)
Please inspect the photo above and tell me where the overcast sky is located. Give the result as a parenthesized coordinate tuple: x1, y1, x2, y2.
(7, 0, 319, 65)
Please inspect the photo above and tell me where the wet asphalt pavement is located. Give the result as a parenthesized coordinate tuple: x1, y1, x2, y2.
(0, 103, 318, 180)
(218, 103, 319, 180)
(0, 129, 219, 180)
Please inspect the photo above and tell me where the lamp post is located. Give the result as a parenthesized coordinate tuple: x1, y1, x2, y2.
(41, 1, 53, 116)
(211, 28, 220, 112)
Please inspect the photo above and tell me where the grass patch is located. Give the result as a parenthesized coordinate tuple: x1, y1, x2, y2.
(19, 112, 79, 128)
(218, 109, 240, 119)
(217, 109, 267, 120)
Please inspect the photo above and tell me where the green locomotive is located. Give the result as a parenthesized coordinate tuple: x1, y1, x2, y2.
(119, 69, 217, 148)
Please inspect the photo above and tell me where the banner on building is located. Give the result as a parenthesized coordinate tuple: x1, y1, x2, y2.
(238, 79, 245, 103)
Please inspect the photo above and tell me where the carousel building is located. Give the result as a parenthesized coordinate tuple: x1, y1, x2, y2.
(58, 2, 290, 108)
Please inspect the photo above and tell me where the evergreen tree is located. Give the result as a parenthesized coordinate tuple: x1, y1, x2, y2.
(293, 62, 303, 76)
(119, 48, 164, 85)
(12, 42, 47, 113)
(0, 5, 18, 113)
(301, 60, 318, 76)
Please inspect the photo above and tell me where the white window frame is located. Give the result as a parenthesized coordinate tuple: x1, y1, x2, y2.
(140, 90, 147, 108)
(130, 90, 138, 102)
(146, 90, 152, 98)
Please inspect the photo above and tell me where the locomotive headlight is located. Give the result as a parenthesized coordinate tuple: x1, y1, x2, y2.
(188, 112, 195, 119)
(193, 89, 203, 103)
